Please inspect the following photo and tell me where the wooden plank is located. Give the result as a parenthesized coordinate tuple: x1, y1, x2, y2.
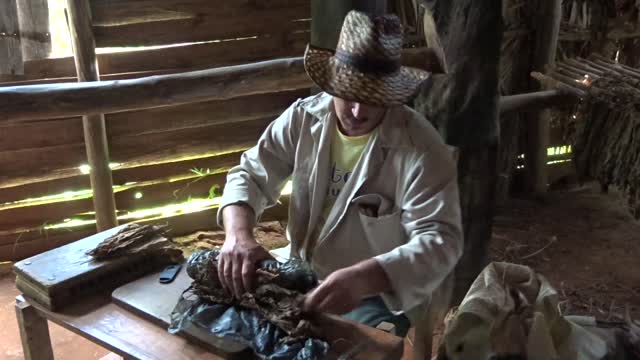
(89, 0, 309, 26)
(105, 89, 304, 137)
(0, 198, 290, 261)
(0, 113, 273, 188)
(0, 117, 84, 152)
(110, 116, 270, 170)
(115, 173, 228, 211)
(15, 296, 54, 360)
(0, 152, 242, 206)
(0, 0, 23, 75)
(16, 0, 51, 61)
(0, 57, 310, 123)
(0, 89, 303, 153)
(101, 32, 309, 75)
(92, 4, 310, 47)
(0, 119, 274, 230)
(0, 172, 228, 234)
(19, 31, 309, 81)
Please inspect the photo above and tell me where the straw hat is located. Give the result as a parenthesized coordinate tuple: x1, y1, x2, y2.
(304, 10, 431, 107)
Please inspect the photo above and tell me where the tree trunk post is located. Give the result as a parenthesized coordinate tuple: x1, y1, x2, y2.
(66, 0, 118, 231)
(414, 0, 503, 305)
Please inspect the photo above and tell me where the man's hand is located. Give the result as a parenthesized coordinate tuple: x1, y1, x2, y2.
(218, 204, 273, 298)
(217, 234, 273, 298)
(303, 258, 392, 315)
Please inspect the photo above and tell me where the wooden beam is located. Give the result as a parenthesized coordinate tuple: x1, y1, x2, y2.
(0, 57, 311, 123)
(526, 0, 561, 194)
(16, 0, 51, 61)
(67, 0, 118, 231)
(0, 0, 23, 75)
(0, 44, 441, 123)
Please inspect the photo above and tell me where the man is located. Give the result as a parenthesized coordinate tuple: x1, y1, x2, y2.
(216, 10, 462, 337)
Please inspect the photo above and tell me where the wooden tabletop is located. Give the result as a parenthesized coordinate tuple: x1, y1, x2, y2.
(23, 294, 406, 360)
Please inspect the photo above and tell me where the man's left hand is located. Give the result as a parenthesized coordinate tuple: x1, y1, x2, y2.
(302, 258, 392, 315)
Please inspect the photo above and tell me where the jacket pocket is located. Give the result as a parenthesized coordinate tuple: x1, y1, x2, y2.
(351, 194, 406, 253)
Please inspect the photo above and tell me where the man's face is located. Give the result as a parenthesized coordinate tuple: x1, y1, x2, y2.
(333, 97, 387, 136)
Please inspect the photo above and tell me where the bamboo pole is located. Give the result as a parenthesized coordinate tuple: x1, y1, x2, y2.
(556, 64, 586, 80)
(531, 72, 588, 97)
(526, 0, 562, 194)
(66, 0, 117, 231)
(591, 58, 640, 80)
(499, 90, 577, 115)
(564, 58, 604, 76)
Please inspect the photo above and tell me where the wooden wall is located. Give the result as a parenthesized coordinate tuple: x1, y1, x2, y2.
(0, 0, 310, 261)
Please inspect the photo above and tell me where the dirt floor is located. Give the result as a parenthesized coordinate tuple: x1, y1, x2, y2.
(1, 184, 638, 359)
(490, 183, 640, 321)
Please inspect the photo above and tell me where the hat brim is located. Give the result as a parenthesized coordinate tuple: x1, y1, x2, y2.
(304, 45, 431, 107)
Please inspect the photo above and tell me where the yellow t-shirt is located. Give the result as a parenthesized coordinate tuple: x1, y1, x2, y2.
(315, 125, 373, 236)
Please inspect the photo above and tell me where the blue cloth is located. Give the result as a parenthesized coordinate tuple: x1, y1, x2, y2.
(342, 297, 410, 337)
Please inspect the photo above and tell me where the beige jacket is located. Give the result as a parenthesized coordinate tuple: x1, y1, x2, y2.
(218, 92, 463, 320)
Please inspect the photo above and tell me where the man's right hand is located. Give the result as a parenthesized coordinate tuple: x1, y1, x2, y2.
(217, 232, 273, 299)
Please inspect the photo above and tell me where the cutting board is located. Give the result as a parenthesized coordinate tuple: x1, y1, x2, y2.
(112, 264, 249, 359)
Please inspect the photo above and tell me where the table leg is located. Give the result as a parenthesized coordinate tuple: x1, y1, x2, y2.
(15, 295, 54, 360)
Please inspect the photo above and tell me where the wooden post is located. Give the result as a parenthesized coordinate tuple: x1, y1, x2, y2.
(16, 0, 52, 61)
(413, 0, 502, 309)
(15, 296, 54, 360)
(0, 0, 24, 76)
(525, 0, 561, 194)
(66, 0, 118, 230)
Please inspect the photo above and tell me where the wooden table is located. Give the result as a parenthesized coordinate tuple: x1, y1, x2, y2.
(15, 293, 407, 360)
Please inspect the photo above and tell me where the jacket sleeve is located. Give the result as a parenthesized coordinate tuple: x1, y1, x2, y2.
(374, 143, 463, 314)
(216, 100, 301, 226)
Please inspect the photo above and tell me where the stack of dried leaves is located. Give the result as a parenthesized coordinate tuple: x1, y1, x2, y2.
(185, 250, 317, 342)
(570, 98, 640, 218)
(87, 223, 184, 263)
